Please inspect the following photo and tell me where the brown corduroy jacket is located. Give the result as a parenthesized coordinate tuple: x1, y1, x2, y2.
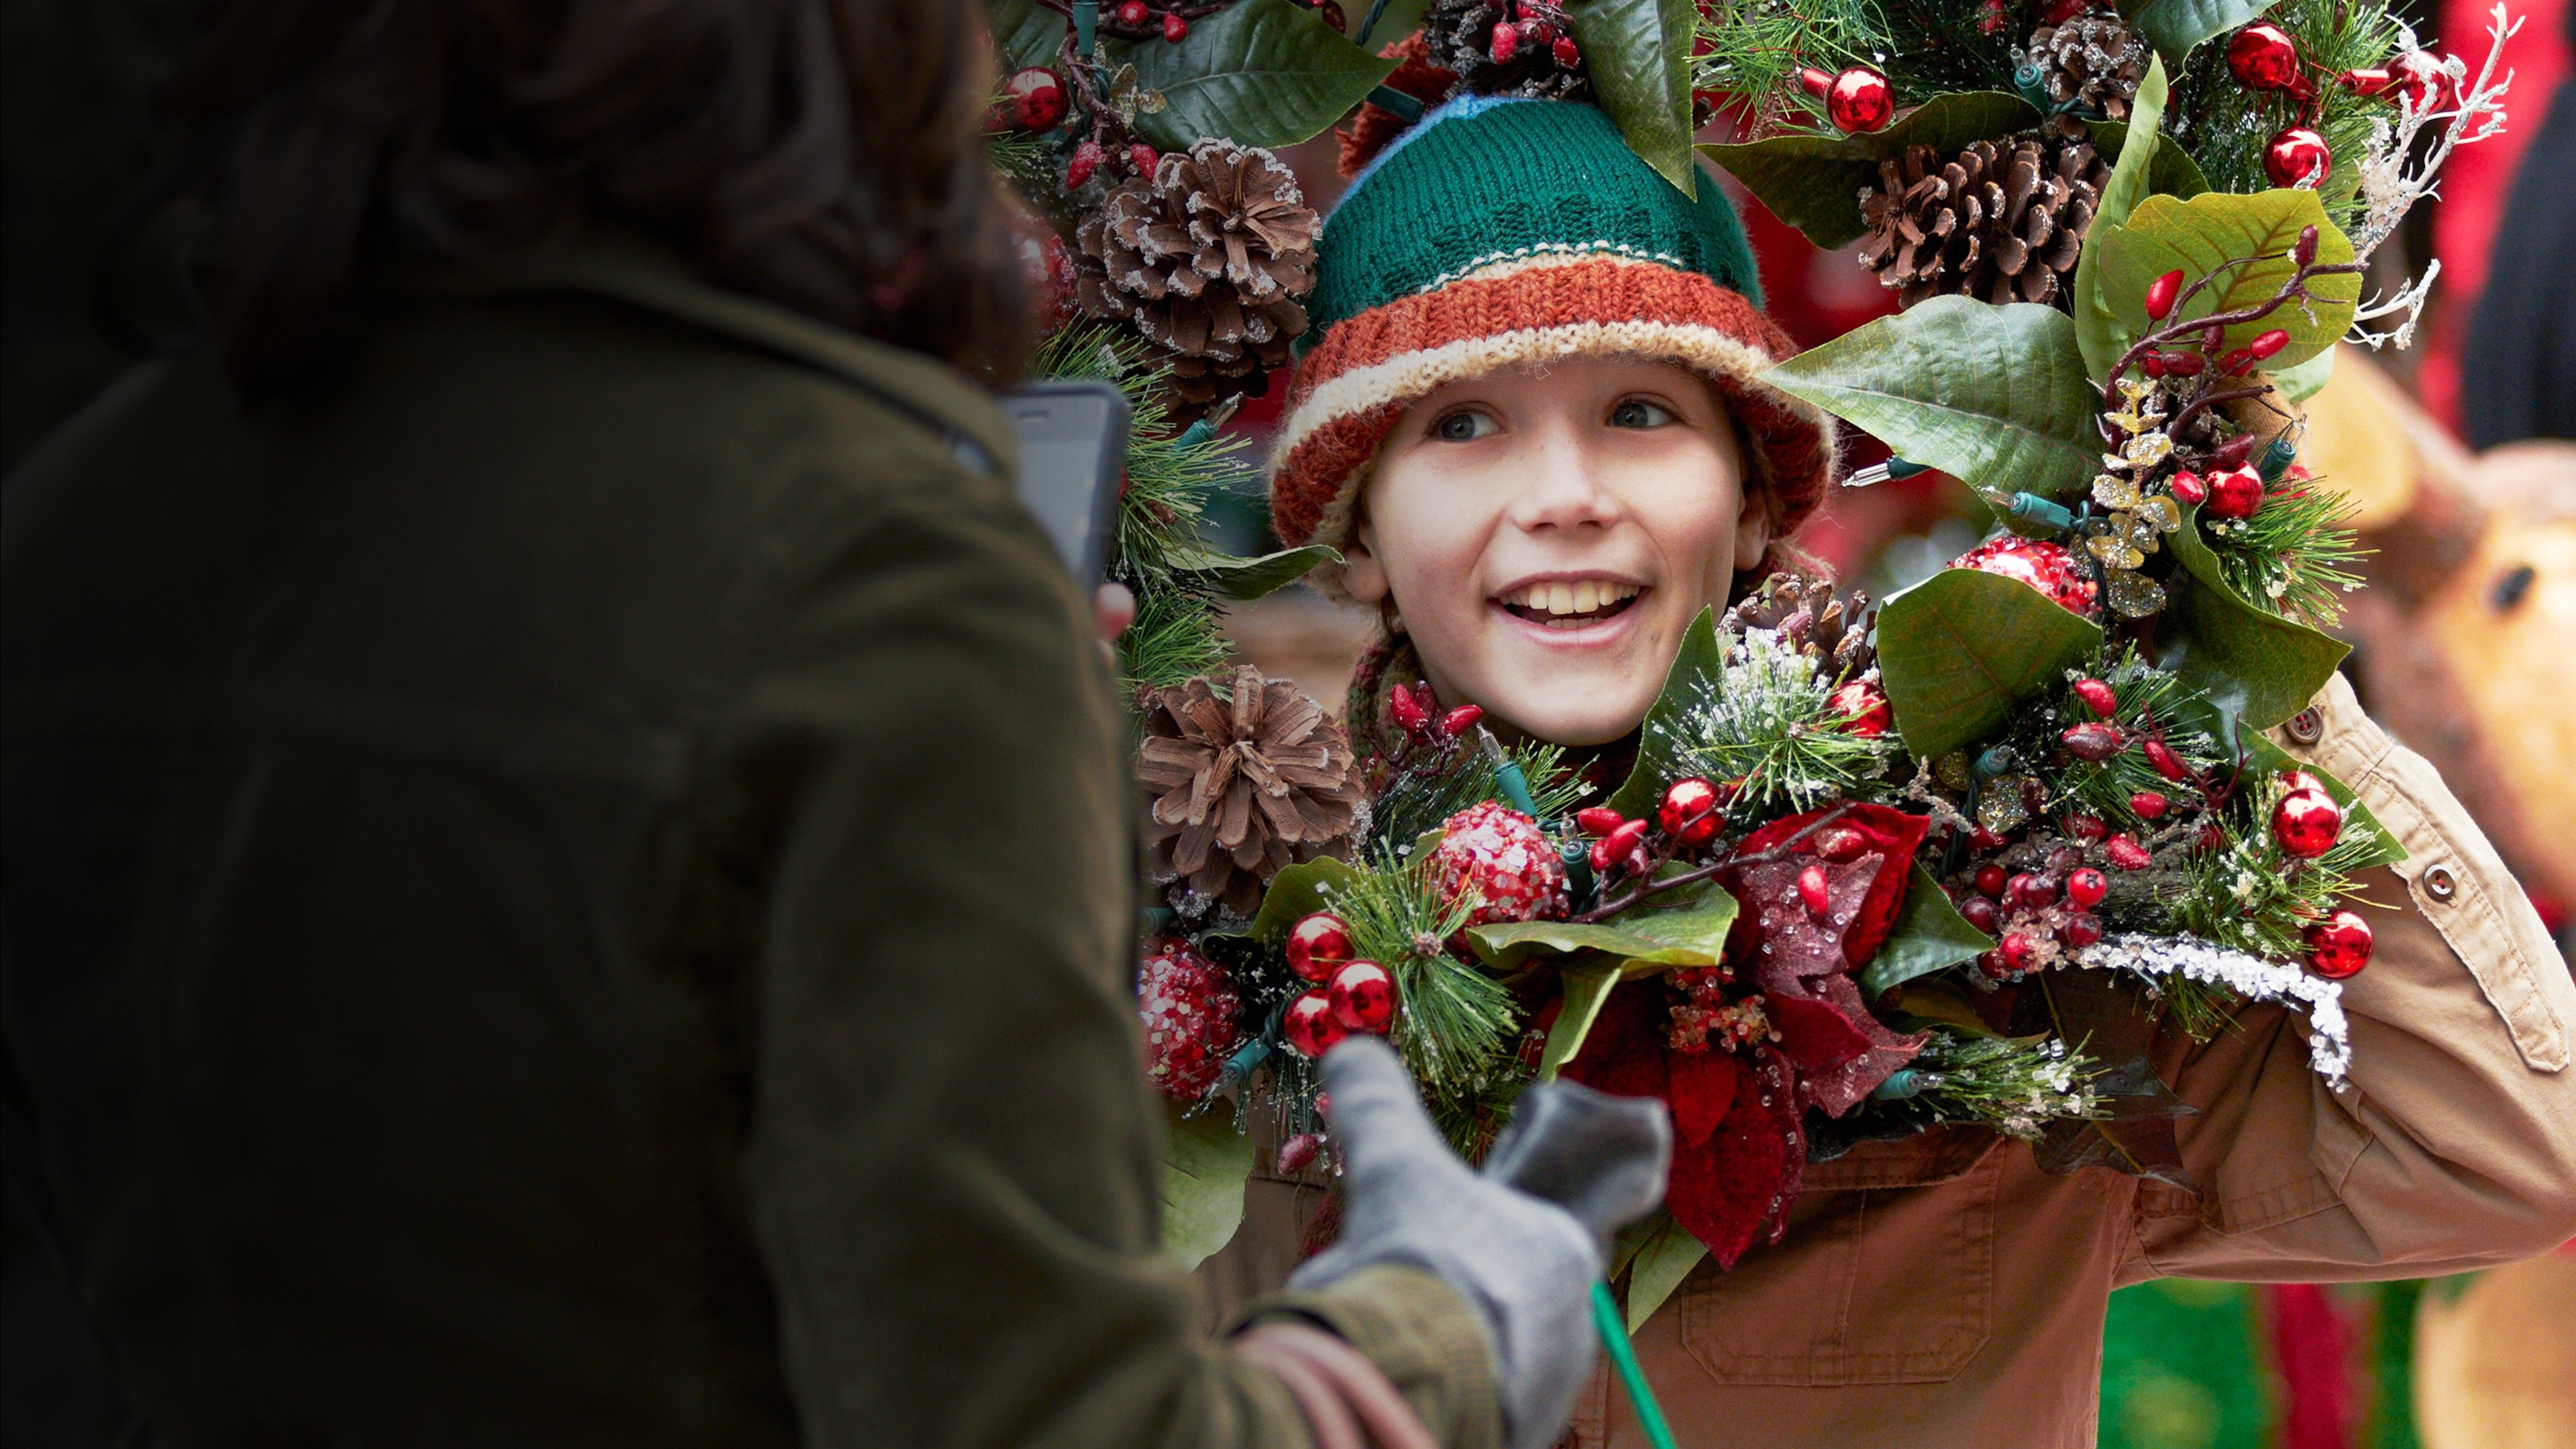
(1202, 671, 2576, 1448)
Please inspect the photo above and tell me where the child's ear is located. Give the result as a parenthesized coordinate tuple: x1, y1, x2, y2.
(1343, 517, 1392, 604)
(1733, 485, 1774, 574)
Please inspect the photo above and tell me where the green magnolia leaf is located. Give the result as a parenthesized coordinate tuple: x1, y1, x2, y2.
(1605, 607, 1727, 819)
(2121, 0, 2281, 65)
(1758, 297, 2103, 502)
(2161, 504, 2350, 732)
(2095, 191, 2361, 374)
(1622, 1214, 1708, 1333)
(1245, 856, 1366, 943)
(1617, 876, 1741, 961)
(1171, 543, 1338, 600)
(1860, 865, 1996, 998)
(1699, 93, 2042, 250)
(2268, 345, 2336, 403)
(989, 0, 1069, 72)
(1892, 981, 2005, 1038)
(1464, 920, 1719, 973)
(1536, 962, 1621, 1081)
(2237, 731, 2406, 868)
(1107, 0, 1396, 150)
(2073, 55, 2167, 380)
(2087, 121, 2212, 199)
(1566, 0, 1703, 195)
(1161, 1100, 1254, 1269)
(1874, 568, 2106, 760)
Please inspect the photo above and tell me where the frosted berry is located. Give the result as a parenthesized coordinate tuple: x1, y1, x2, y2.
(2104, 834, 2153, 871)
(2265, 127, 2332, 187)
(2271, 786, 2344, 859)
(1552, 34, 1580, 67)
(1066, 140, 1106, 189)
(1813, 825, 1868, 863)
(1440, 704, 1485, 739)
(2072, 678, 2119, 718)
(1275, 1132, 1322, 1175)
(1796, 863, 1833, 917)
(1658, 777, 1725, 846)
(1828, 679, 1893, 737)
(1388, 682, 1434, 736)
(2144, 268, 2185, 321)
(998, 67, 1068, 132)
(1283, 990, 1348, 1057)
(1951, 535, 2100, 616)
(2061, 722, 2124, 761)
(1433, 801, 1571, 925)
(1826, 66, 1893, 133)
(1590, 817, 1651, 876)
(1116, 1, 1150, 25)
(2228, 23, 2304, 93)
(1285, 912, 1356, 983)
(2067, 812, 2108, 842)
(1490, 20, 1519, 62)
(2304, 910, 2373, 978)
(1128, 143, 1160, 178)
(1138, 938, 1242, 1099)
(1328, 959, 1399, 1033)
(1998, 932, 2039, 973)
(2130, 790, 2170, 820)
(2066, 867, 2109, 908)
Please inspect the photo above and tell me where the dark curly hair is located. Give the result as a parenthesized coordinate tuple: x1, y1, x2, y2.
(114, 0, 1027, 392)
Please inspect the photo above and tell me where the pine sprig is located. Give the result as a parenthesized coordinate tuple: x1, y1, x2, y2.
(2171, 784, 2377, 961)
(1328, 847, 1519, 1104)
(2045, 649, 2226, 831)
(2198, 480, 2367, 627)
(1660, 630, 1902, 819)
(1902, 1028, 2106, 1140)
(1366, 737, 1585, 857)
(1690, 0, 1887, 131)
(2167, 0, 2404, 221)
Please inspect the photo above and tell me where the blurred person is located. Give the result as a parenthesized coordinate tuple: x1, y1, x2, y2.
(0, 4, 1667, 1447)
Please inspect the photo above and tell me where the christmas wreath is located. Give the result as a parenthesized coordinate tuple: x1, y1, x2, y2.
(983, 0, 2518, 1332)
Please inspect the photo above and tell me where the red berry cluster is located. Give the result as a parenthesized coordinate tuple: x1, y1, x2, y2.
(1099, 1, 1212, 43)
(1574, 774, 1740, 883)
(1281, 912, 1400, 1057)
(1953, 852, 2110, 980)
(1488, 1, 1583, 70)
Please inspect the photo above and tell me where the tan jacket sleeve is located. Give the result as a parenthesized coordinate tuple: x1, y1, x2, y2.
(2121, 673, 2576, 1283)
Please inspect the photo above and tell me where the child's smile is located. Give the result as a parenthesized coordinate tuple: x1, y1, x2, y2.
(1494, 574, 1648, 633)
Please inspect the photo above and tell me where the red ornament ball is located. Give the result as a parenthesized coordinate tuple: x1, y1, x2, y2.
(2391, 49, 2451, 111)
(2067, 866, 2110, 908)
(1328, 959, 1399, 1033)
(999, 67, 1069, 133)
(2271, 786, 2345, 859)
(1137, 938, 1242, 1099)
(2072, 678, 2119, 718)
(2305, 910, 2374, 978)
(2277, 769, 2328, 797)
(1285, 912, 1356, 983)
(1951, 535, 2100, 616)
(2204, 466, 2266, 520)
(1283, 989, 1348, 1058)
(1828, 679, 1893, 737)
(1432, 801, 1570, 926)
(2265, 127, 2332, 187)
(1827, 66, 1894, 133)
(2228, 23, 2305, 93)
(1658, 777, 1725, 846)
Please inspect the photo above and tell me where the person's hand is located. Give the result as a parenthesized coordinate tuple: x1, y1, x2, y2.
(1094, 582, 1134, 641)
(1289, 1039, 1670, 1449)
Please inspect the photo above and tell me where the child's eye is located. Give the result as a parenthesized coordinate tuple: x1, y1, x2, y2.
(1432, 409, 1499, 442)
(1609, 398, 1676, 429)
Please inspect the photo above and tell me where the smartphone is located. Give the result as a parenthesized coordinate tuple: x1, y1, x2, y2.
(1005, 380, 1130, 590)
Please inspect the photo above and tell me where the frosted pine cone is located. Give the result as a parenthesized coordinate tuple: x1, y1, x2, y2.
(1858, 136, 2110, 308)
(2026, 9, 2149, 130)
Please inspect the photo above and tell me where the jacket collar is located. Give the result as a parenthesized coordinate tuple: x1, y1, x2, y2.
(419, 232, 1016, 480)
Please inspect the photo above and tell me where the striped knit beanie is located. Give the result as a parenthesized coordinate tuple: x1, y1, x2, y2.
(1269, 96, 1833, 588)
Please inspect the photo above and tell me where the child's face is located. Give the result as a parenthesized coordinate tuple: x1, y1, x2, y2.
(1343, 356, 1768, 747)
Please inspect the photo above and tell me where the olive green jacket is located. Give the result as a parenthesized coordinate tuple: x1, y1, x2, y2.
(0, 244, 1497, 1448)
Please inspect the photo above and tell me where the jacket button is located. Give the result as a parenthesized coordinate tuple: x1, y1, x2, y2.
(2422, 864, 2459, 902)
(2286, 707, 2324, 745)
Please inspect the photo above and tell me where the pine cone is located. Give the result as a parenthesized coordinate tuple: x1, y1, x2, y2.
(1856, 136, 2110, 309)
(1423, 0, 1589, 102)
(1136, 665, 1364, 916)
(1076, 139, 1319, 415)
(1726, 574, 1878, 680)
(2027, 9, 2149, 130)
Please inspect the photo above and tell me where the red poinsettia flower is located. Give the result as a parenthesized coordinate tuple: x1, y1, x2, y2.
(1561, 804, 1931, 1267)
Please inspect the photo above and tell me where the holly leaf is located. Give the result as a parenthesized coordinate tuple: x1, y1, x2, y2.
(2088, 120, 2212, 200)
(1759, 297, 2104, 502)
(1161, 1099, 1255, 1269)
(2073, 54, 2167, 380)
(1873, 567, 2106, 761)
(1107, 0, 1397, 150)
(2118, 0, 2282, 66)
(1859, 864, 1996, 998)
(2033, 1055, 2198, 1189)
(1698, 92, 2041, 250)
(1464, 920, 1720, 973)
(1605, 606, 1726, 819)
(2237, 731, 2406, 868)
(2160, 504, 2351, 732)
(1243, 856, 1366, 944)
(1564, 0, 1701, 195)
(989, 0, 1068, 72)
(2094, 191, 2362, 374)
(1170, 543, 1338, 600)
(1619, 1212, 1709, 1333)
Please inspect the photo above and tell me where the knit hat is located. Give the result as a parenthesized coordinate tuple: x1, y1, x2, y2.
(1268, 97, 1833, 588)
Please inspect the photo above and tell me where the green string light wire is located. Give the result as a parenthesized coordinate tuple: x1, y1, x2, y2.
(1591, 1282, 1678, 1449)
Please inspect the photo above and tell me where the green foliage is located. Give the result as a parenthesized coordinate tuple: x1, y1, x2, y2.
(1760, 298, 2105, 502)
(2120, 0, 2281, 66)
(1566, 0, 1705, 195)
(1687, 0, 1886, 127)
(2094, 191, 2363, 374)
(1366, 737, 1585, 859)
(2165, 0, 2403, 219)
(989, 0, 1070, 70)
(1105, 0, 1396, 150)
(2047, 649, 2229, 830)
(2171, 790, 2379, 961)
(2075, 56, 2169, 381)
(1609, 612, 1900, 820)
(1903, 1028, 2106, 1140)
(1161, 1098, 1255, 1267)
(2088, 120, 2215, 201)
(2197, 474, 2365, 627)
(2160, 501, 2351, 731)
(1615, 1212, 1708, 1332)
(1332, 848, 1519, 1100)
(1700, 93, 2042, 249)
(1860, 864, 1996, 996)
(1872, 568, 2105, 761)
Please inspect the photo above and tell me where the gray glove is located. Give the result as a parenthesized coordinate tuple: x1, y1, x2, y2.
(1288, 1038, 1671, 1449)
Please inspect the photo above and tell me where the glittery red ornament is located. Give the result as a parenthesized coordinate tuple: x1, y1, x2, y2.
(2228, 23, 2304, 93)
(998, 67, 1068, 132)
(1828, 680, 1893, 737)
(1826, 66, 1894, 133)
(1328, 959, 1399, 1032)
(2277, 769, 2327, 797)
(1138, 938, 1242, 1099)
(2339, 66, 2394, 97)
(2265, 127, 2332, 187)
(2390, 50, 2451, 111)
(1284, 990, 1348, 1057)
(1285, 912, 1356, 983)
(2305, 910, 2373, 978)
(1951, 535, 2100, 616)
(1658, 777, 1725, 847)
(2205, 464, 2266, 519)
(2067, 867, 2109, 908)
(2271, 787, 2344, 859)
(1432, 801, 1570, 925)
(2072, 678, 2119, 718)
